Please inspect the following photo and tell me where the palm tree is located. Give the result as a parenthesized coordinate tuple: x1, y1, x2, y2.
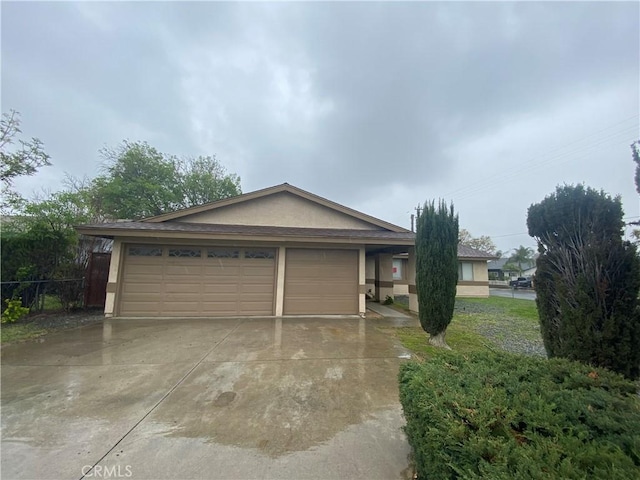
(510, 246, 534, 276)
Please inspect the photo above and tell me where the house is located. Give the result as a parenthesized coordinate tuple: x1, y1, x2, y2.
(76, 183, 494, 318)
(488, 257, 536, 280)
(389, 245, 496, 298)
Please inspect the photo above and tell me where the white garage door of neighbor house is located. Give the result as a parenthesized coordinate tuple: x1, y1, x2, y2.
(284, 249, 359, 315)
(119, 245, 276, 317)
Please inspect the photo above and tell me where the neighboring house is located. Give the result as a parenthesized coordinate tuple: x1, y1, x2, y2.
(76, 183, 497, 318)
(390, 245, 496, 298)
(488, 257, 536, 280)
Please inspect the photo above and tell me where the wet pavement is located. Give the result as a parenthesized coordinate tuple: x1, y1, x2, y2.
(1, 316, 415, 479)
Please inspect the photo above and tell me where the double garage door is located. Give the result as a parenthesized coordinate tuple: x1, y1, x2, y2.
(119, 245, 358, 317)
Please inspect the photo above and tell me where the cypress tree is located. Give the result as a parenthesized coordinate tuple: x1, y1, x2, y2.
(415, 200, 459, 348)
(527, 184, 640, 380)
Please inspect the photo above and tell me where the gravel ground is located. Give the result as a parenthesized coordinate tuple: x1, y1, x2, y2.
(4, 309, 105, 339)
(454, 300, 547, 357)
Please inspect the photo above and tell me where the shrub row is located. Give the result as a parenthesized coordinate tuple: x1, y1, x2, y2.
(399, 352, 640, 479)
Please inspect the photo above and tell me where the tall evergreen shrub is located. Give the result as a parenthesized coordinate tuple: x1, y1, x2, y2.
(527, 184, 640, 379)
(415, 200, 459, 347)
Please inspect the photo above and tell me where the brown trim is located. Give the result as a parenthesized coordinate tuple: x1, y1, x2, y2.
(106, 282, 117, 293)
(75, 229, 415, 247)
(365, 278, 375, 285)
(394, 279, 408, 285)
(141, 184, 410, 232)
(457, 281, 489, 286)
(359, 284, 366, 294)
(408, 284, 417, 294)
(374, 280, 394, 288)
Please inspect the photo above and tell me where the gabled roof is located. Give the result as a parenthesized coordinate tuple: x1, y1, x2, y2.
(75, 221, 416, 244)
(142, 183, 410, 233)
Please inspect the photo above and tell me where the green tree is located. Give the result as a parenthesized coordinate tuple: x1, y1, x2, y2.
(509, 245, 534, 275)
(527, 184, 640, 380)
(416, 200, 459, 349)
(94, 141, 242, 219)
(176, 155, 241, 209)
(0, 110, 51, 212)
(94, 141, 181, 219)
(458, 228, 501, 256)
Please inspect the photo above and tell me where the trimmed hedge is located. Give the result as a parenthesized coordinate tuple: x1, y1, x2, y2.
(399, 352, 640, 479)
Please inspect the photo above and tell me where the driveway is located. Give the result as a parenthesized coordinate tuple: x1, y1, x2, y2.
(1, 316, 414, 480)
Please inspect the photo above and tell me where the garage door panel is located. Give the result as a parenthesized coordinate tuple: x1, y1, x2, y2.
(201, 284, 239, 294)
(203, 265, 242, 276)
(119, 244, 275, 317)
(124, 264, 164, 276)
(165, 265, 203, 276)
(241, 284, 273, 295)
(122, 283, 161, 294)
(284, 249, 358, 315)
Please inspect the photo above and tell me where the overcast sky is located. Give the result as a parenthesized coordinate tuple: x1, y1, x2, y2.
(2, 1, 639, 253)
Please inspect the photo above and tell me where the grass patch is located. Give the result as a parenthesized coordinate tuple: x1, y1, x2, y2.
(393, 296, 545, 358)
(1, 322, 48, 343)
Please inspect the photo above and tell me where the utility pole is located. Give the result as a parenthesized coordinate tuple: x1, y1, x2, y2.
(410, 214, 415, 232)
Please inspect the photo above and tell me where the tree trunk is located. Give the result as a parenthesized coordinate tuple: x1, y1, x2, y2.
(428, 331, 452, 350)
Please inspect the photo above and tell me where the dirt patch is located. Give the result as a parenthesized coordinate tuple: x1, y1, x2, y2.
(2, 309, 104, 345)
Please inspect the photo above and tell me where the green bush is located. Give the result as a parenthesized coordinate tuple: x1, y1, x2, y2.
(1, 298, 30, 324)
(399, 352, 640, 480)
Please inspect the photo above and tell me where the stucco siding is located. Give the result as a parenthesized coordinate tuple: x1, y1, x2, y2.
(456, 284, 490, 297)
(175, 192, 384, 230)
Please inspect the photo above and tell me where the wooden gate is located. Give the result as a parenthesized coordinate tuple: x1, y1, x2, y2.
(84, 252, 111, 308)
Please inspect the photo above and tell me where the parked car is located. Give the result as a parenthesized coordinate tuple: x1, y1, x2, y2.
(509, 277, 532, 289)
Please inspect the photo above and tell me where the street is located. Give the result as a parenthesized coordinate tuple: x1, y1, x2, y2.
(490, 288, 536, 301)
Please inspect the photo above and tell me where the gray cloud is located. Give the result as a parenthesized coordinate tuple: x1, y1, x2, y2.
(2, 1, 638, 252)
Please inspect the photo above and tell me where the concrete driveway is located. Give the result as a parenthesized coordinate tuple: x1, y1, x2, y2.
(1, 316, 414, 480)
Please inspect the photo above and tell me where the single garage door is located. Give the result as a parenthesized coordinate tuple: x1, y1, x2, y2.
(119, 245, 276, 317)
(284, 249, 358, 315)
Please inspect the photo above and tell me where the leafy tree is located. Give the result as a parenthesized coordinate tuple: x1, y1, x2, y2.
(176, 155, 241, 209)
(94, 141, 242, 219)
(527, 184, 640, 379)
(458, 228, 501, 256)
(509, 245, 535, 275)
(94, 141, 181, 219)
(416, 200, 459, 349)
(0, 110, 51, 212)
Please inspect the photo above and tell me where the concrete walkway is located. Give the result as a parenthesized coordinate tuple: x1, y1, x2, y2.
(366, 302, 410, 318)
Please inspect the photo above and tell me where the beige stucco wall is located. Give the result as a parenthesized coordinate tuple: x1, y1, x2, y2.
(365, 256, 375, 297)
(456, 284, 490, 297)
(395, 258, 490, 299)
(393, 284, 409, 295)
(175, 192, 383, 230)
(104, 239, 123, 317)
(471, 260, 489, 282)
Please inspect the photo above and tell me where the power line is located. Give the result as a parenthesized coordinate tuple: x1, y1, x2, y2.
(442, 115, 640, 202)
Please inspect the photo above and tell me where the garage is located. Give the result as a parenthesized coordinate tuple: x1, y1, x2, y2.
(284, 249, 358, 315)
(119, 245, 276, 317)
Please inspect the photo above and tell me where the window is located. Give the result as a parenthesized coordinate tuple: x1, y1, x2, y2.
(128, 246, 162, 257)
(392, 259, 404, 280)
(244, 249, 275, 259)
(207, 249, 239, 259)
(458, 262, 474, 281)
(168, 248, 202, 258)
